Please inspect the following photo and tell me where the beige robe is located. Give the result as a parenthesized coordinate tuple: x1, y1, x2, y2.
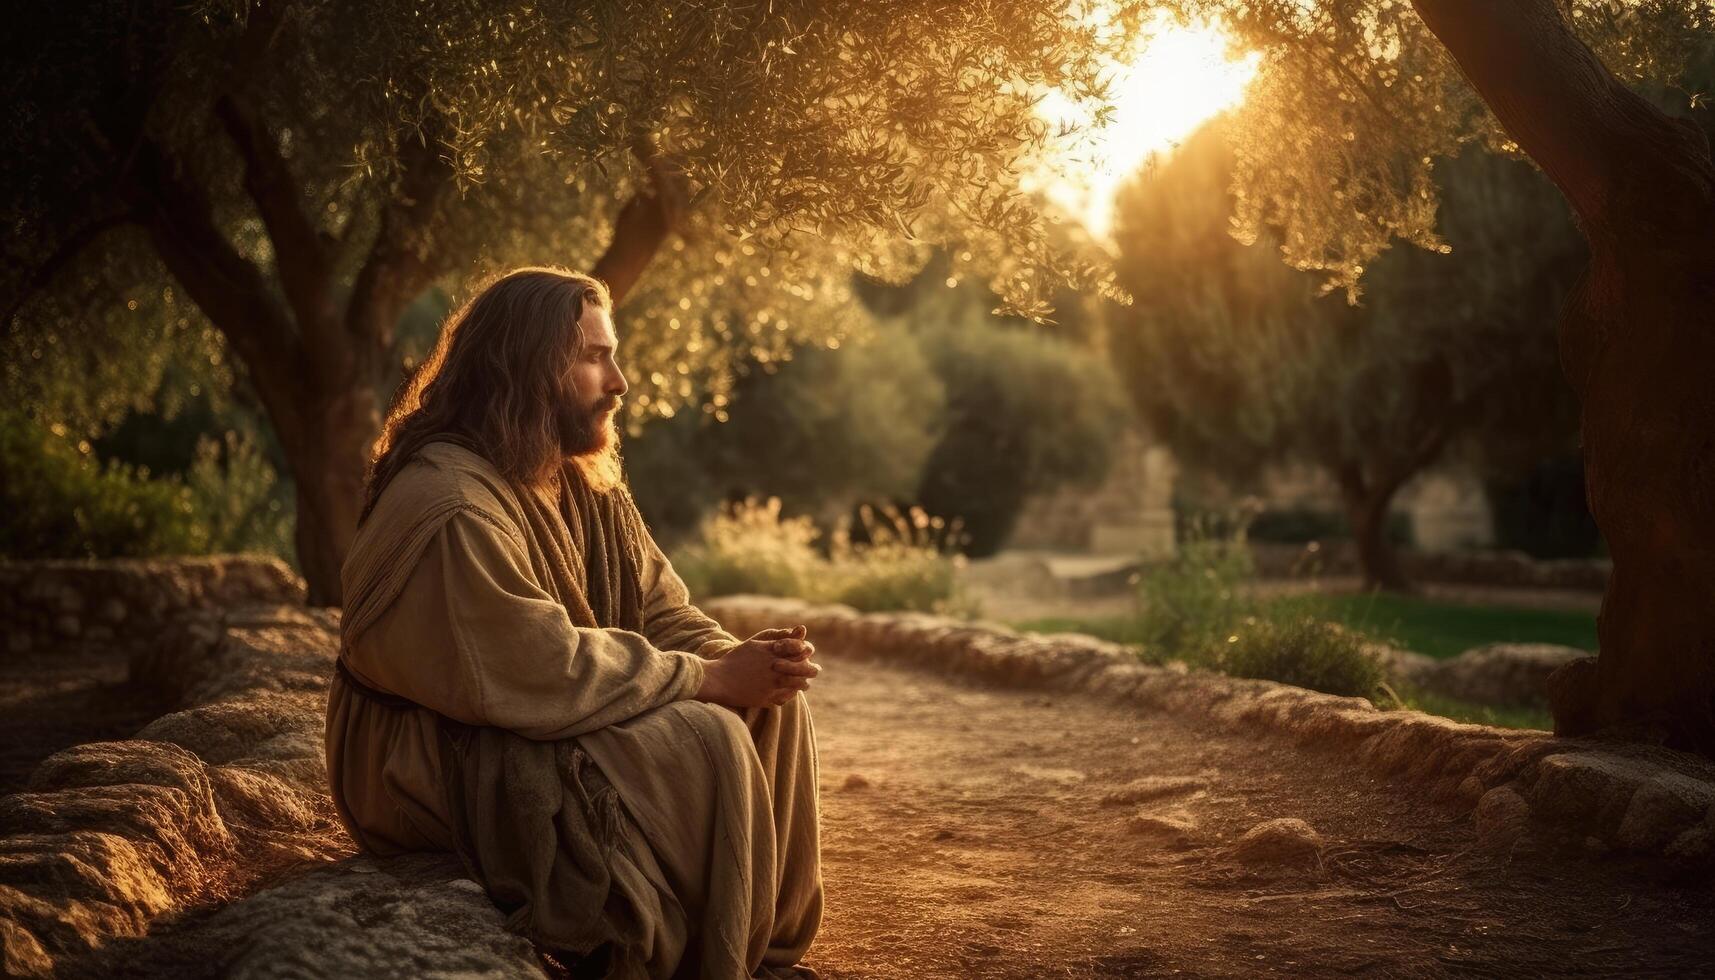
(324, 442, 823, 979)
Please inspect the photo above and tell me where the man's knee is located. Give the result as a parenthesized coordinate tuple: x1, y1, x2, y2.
(667, 698, 755, 750)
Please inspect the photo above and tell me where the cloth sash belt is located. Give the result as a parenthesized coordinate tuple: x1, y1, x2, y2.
(335, 655, 420, 711)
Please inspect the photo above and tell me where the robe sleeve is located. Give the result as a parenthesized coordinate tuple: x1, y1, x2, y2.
(346, 509, 708, 741)
(638, 530, 745, 661)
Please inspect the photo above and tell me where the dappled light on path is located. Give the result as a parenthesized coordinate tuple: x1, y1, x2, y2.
(803, 656, 1710, 977)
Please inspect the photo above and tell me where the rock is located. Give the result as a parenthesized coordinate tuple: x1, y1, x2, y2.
(1429, 644, 1590, 707)
(1616, 773, 1715, 852)
(1370, 644, 1438, 689)
(1472, 786, 1531, 851)
(0, 606, 347, 978)
(1125, 808, 1200, 848)
(98, 598, 128, 623)
(1228, 818, 1324, 871)
(54, 614, 81, 639)
(1666, 827, 1712, 862)
(1100, 776, 1206, 807)
(0, 741, 236, 971)
(78, 854, 544, 979)
(1525, 753, 1640, 835)
(841, 773, 870, 791)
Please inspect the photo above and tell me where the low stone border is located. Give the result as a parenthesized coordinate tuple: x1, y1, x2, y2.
(77, 853, 540, 979)
(1248, 542, 1610, 592)
(706, 595, 1715, 864)
(0, 556, 305, 656)
(0, 604, 351, 977)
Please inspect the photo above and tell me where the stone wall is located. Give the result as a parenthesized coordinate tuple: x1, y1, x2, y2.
(1249, 542, 1611, 592)
(0, 556, 307, 655)
(1009, 430, 1177, 558)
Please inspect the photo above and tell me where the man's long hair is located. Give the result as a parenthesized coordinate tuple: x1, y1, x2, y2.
(360, 266, 614, 524)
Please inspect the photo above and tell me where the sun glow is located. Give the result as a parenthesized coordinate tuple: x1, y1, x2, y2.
(1032, 15, 1260, 242)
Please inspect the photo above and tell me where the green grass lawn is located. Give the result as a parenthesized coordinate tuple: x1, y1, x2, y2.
(1009, 594, 1598, 661)
(1259, 591, 1598, 660)
(1008, 593, 1592, 732)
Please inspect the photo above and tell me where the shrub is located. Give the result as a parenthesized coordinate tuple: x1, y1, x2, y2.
(672, 497, 979, 616)
(0, 408, 203, 558)
(828, 503, 979, 615)
(915, 318, 1131, 556)
(1133, 517, 1256, 658)
(672, 497, 821, 600)
(1215, 615, 1388, 698)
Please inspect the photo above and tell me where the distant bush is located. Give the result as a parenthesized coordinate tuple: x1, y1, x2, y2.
(671, 497, 822, 600)
(1133, 517, 1255, 657)
(0, 409, 292, 560)
(673, 497, 979, 616)
(0, 408, 202, 558)
(1214, 615, 1388, 698)
(1195, 505, 1413, 547)
(1128, 514, 1387, 698)
(915, 319, 1131, 556)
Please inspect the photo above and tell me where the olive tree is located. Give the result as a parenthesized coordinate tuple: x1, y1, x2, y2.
(2, 0, 1126, 602)
(1110, 129, 1584, 590)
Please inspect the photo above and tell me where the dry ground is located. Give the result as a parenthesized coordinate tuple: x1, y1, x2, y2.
(800, 654, 1712, 978)
(9, 638, 1714, 978)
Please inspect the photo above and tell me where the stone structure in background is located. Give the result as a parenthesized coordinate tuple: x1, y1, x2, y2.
(0, 556, 306, 655)
(1006, 427, 1497, 558)
(1009, 429, 1177, 558)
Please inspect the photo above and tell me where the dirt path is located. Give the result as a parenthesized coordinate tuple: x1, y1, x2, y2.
(802, 655, 1713, 978)
(0, 644, 170, 795)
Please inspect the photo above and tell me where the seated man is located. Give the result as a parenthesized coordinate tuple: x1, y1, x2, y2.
(326, 266, 823, 979)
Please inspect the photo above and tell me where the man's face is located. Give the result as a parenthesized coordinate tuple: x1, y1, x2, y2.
(557, 304, 628, 456)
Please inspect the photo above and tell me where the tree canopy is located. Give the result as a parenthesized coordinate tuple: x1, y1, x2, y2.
(1109, 123, 1586, 586)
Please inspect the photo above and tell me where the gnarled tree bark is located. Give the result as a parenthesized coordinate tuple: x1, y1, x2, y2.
(1411, 0, 1715, 750)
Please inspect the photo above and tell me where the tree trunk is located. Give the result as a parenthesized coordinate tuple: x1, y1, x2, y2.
(1411, 0, 1715, 751)
(284, 386, 382, 606)
(1335, 467, 1410, 592)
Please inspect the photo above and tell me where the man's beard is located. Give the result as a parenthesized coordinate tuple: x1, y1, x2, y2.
(559, 396, 624, 492)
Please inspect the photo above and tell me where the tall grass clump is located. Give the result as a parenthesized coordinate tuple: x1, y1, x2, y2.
(1215, 615, 1388, 698)
(673, 497, 980, 617)
(1130, 513, 1387, 699)
(1133, 516, 1256, 658)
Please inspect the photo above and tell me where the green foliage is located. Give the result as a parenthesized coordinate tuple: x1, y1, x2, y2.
(1215, 615, 1387, 699)
(0, 408, 292, 560)
(1162, 0, 1710, 295)
(1263, 592, 1598, 662)
(1110, 125, 1583, 492)
(1133, 518, 1256, 657)
(913, 287, 1133, 556)
(627, 314, 946, 540)
(671, 497, 978, 616)
(0, 408, 201, 558)
(1245, 506, 1413, 547)
(182, 431, 295, 558)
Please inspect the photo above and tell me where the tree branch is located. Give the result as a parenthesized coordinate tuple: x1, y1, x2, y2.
(1, 209, 138, 325)
(345, 120, 457, 370)
(120, 134, 309, 449)
(592, 144, 690, 304)
(1409, 0, 1715, 232)
(213, 92, 337, 345)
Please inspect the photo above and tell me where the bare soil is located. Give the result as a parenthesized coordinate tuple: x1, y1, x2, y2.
(801, 654, 1714, 978)
(10, 639, 1713, 977)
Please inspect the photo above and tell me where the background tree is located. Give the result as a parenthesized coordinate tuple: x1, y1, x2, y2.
(1109, 127, 1584, 589)
(1153, 0, 1714, 748)
(2, 0, 1127, 602)
(623, 266, 1129, 555)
